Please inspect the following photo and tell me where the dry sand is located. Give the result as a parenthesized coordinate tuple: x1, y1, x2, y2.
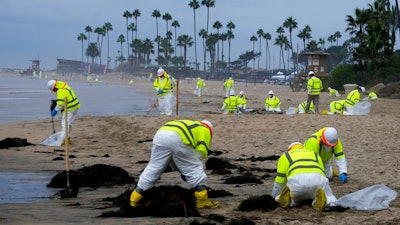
(0, 72, 399, 225)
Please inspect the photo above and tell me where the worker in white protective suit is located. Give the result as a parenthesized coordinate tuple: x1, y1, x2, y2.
(153, 67, 176, 115)
(130, 120, 219, 209)
(271, 142, 337, 210)
(304, 127, 348, 182)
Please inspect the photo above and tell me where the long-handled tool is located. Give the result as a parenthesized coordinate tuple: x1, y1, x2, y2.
(50, 100, 56, 134)
(60, 97, 78, 198)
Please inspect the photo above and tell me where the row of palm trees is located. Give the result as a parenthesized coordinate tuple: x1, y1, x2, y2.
(76, 0, 399, 75)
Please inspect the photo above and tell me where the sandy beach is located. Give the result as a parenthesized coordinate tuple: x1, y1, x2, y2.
(0, 72, 399, 225)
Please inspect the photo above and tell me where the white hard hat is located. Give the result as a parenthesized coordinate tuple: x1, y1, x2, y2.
(308, 71, 315, 76)
(328, 87, 332, 90)
(157, 67, 165, 76)
(239, 91, 244, 95)
(287, 142, 303, 151)
(359, 86, 366, 93)
(200, 120, 213, 136)
(197, 77, 201, 80)
(47, 80, 56, 92)
(268, 90, 274, 95)
(321, 127, 338, 147)
(229, 89, 236, 95)
(229, 77, 233, 80)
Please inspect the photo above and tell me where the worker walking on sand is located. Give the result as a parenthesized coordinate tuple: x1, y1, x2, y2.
(304, 127, 348, 182)
(344, 86, 365, 115)
(153, 67, 176, 115)
(272, 142, 337, 210)
(130, 120, 219, 209)
(47, 80, 80, 144)
(221, 90, 239, 114)
(305, 71, 323, 113)
(194, 77, 206, 97)
(264, 90, 281, 112)
(223, 77, 234, 98)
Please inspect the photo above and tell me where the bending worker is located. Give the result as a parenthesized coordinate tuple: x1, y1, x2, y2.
(298, 100, 314, 114)
(221, 90, 239, 114)
(153, 67, 176, 115)
(344, 86, 365, 115)
(329, 99, 346, 115)
(272, 142, 337, 210)
(47, 80, 80, 144)
(237, 90, 247, 113)
(265, 90, 281, 112)
(130, 120, 219, 209)
(304, 127, 348, 182)
(328, 87, 340, 97)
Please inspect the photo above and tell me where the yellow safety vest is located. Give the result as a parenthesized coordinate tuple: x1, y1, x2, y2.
(223, 96, 239, 112)
(265, 96, 281, 108)
(307, 77, 323, 95)
(159, 120, 212, 158)
(153, 73, 174, 96)
(275, 148, 325, 184)
(345, 89, 360, 107)
(55, 81, 80, 112)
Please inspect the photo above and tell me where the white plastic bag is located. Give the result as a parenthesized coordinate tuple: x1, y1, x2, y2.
(285, 107, 297, 115)
(334, 184, 397, 210)
(40, 131, 65, 146)
(352, 101, 371, 115)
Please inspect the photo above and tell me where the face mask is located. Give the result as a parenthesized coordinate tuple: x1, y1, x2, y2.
(324, 144, 331, 151)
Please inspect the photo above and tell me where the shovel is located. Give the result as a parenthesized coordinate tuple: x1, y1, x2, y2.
(60, 97, 78, 198)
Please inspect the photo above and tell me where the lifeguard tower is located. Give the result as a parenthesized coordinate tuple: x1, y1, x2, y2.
(290, 51, 330, 91)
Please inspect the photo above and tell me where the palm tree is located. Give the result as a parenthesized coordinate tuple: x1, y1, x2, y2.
(263, 32, 271, 70)
(213, 20, 223, 61)
(122, 11, 132, 59)
(142, 38, 154, 64)
(103, 22, 113, 70)
(85, 26, 92, 63)
(151, 9, 162, 58)
(117, 34, 125, 60)
(318, 38, 326, 50)
(171, 20, 180, 56)
(132, 9, 141, 40)
(334, 31, 342, 46)
(250, 35, 258, 70)
(220, 32, 228, 62)
(283, 16, 298, 71)
(199, 28, 208, 73)
(256, 29, 264, 70)
(94, 26, 105, 65)
(86, 43, 100, 66)
(327, 34, 336, 47)
(297, 25, 312, 51)
(201, 0, 215, 34)
(177, 34, 194, 67)
(77, 33, 87, 63)
(274, 33, 288, 71)
(189, 0, 200, 72)
(226, 21, 235, 72)
(162, 13, 173, 58)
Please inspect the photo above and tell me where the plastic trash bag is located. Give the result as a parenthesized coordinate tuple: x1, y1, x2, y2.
(352, 101, 371, 115)
(193, 88, 201, 96)
(333, 184, 397, 210)
(40, 131, 65, 146)
(286, 107, 297, 115)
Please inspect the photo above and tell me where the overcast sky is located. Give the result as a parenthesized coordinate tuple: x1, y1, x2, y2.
(0, 0, 397, 71)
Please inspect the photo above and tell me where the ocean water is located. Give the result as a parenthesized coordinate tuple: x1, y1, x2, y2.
(0, 76, 154, 125)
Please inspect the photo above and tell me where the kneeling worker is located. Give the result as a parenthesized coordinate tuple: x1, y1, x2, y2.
(271, 142, 337, 210)
(130, 120, 219, 209)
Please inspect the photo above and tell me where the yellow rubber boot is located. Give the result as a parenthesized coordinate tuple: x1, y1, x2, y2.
(332, 169, 339, 177)
(194, 190, 219, 209)
(313, 188, 327, 211)
(130, 190, 143, 207)
(276, 185, 291, 209)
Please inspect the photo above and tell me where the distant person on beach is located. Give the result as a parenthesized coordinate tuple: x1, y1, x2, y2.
(221, 89, 239, 114)
(264, 90, 281, 112)
(328, 87, 340, 97)
(194, 77, 206, 97)
(130, 120, 219, 209)
(271, 142, 337, 210)
(223, 77, 234, 98)
(304, 127, 348, 182)
(305, 71, 323, 113)
(47, 80, 80, 144)
(153, 67, 176, 115)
